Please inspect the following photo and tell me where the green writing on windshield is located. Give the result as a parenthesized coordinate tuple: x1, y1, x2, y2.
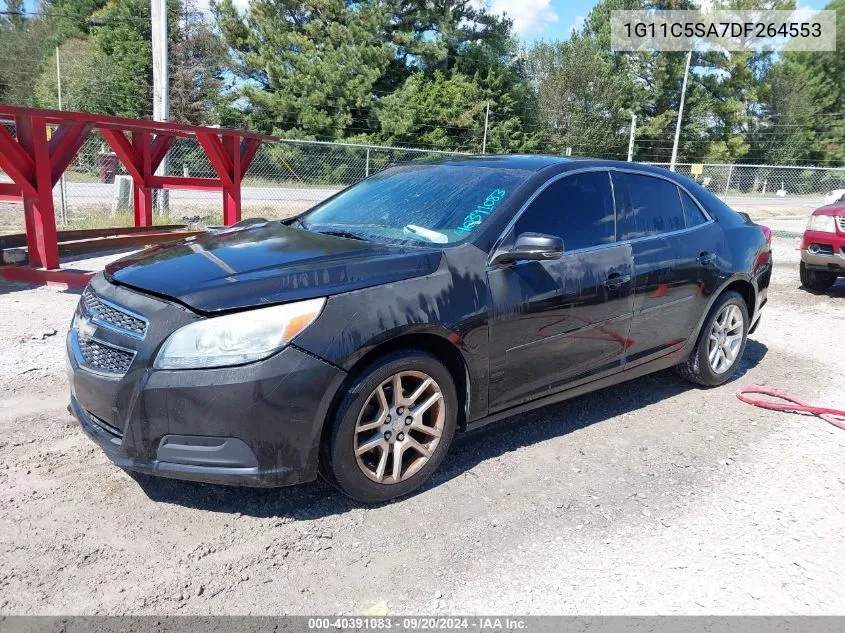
(453, 188, 507, 237)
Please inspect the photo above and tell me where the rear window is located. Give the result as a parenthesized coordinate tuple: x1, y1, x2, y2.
(301, 164, 531, 245)
(680, 189, 708, 227)
(618, 173, 686, 239)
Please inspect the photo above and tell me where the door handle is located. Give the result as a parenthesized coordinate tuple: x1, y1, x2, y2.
(697, 251, 712, 265)
(603, 273, 631, 289)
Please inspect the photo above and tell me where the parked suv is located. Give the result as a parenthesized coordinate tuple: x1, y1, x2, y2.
(800, 201, 845, 292)
(67, 157, 772, 503)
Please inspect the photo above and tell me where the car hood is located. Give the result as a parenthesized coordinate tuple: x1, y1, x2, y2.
(105, 222, 442, 313)
(813, 202, 845, 216)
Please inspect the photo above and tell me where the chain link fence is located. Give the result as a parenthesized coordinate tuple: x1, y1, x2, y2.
(0, 135, 467, 233)
(647, 162, 845, 213)
(3, 133, 845, 234)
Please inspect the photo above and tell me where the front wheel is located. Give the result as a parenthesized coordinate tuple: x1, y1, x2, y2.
(676, 291, 749, 387)
(322, 351, 458, 503)
(800, 261, 836, 293)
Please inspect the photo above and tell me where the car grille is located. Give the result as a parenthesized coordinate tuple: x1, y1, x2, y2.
(78, 337, 135, 375)
(82, 287, 147, 338)
(838, 216, 845, 232)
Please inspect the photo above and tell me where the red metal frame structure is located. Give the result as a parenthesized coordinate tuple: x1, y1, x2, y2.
(0, 105, 271, 274)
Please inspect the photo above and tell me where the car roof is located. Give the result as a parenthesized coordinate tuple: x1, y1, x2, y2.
(424, 154, 685, 179)
(426, 154, 573, 171)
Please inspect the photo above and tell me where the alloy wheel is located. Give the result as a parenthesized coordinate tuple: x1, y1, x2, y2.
(707, 303, 744, 374)
(354, 370, 445, 484)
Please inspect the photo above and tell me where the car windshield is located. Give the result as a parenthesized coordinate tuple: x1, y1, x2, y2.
(300, 163, 531, 245)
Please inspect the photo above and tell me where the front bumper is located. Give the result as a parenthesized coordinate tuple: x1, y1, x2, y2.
(800, 229, 845, 273)
(68, 274, 346, 487)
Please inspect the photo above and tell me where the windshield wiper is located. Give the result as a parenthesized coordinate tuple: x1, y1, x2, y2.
(315, 229, 366, 241)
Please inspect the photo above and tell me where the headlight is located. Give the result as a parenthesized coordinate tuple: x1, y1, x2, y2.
(807, 214, 836, 233)
(154, 298, 326, 369)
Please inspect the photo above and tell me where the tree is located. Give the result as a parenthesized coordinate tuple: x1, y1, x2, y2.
(34, 38, 130, 114)
(768, 0, 845, 165)
(214, 0, 395, 138)
(526, 34, 637, 158)
(170, 1, 229, 125)
(0, 0, 54, 106)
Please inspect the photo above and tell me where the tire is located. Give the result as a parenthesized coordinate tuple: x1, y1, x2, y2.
(322, 350, 458, 503)
(675, 291, 749, 387)
(800, 261, 836, 293)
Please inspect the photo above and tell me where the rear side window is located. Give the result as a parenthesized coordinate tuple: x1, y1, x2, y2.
(680, 189, 708, 227)
(617, 173, 686, 239)
(514, 171, 615, 252)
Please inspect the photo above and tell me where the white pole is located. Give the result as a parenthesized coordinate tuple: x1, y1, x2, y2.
(56, 46, 68, 225)
(670, 50, 692, 172)
(627, 114, 637, 162)
(151, 0, 169, 214)
(481, 102, 490, 154)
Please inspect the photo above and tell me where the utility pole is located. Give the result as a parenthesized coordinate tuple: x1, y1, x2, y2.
(670, 50, 692, 172)
(627, 114, 637, 162)
(481, 102, 490, 154)
(151, 0, 169, 213)
(56, 46, 68, 225)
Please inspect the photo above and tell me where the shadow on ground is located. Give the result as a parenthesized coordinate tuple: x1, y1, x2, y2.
(131, 339, 769, 520)
(798, 277, 845, 298)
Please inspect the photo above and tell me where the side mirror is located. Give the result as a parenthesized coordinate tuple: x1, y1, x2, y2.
(491, 232, 564, 265)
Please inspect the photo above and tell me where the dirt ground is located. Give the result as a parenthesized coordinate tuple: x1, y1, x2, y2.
(1, 213, 844, 615)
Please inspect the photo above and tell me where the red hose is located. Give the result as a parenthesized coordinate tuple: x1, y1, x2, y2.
(736, 386, 845, 431)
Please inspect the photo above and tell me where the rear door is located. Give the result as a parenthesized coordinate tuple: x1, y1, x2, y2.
(487, 170, 634, 411)
(613, 171, 721, 365)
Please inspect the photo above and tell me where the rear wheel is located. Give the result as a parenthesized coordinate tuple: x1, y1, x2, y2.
(800, 261, 836, 292)
(322, 351, 457, 503)
(676, 291, 749, 387)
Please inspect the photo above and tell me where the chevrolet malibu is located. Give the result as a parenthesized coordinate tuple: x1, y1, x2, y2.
(67, 157, 772, 503)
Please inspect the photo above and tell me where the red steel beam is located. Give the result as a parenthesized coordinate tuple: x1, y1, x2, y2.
(101, 129, 143, 182)
(241, 138, 261, 174)
(222, 134, 243, 225)
(16, 115, 60, 269)
(48, 122, 94, 184)
(0, 265, 94, 289)
(0, 124, 38, 198)
(0, 105, 274, 142)
(0, 106, 274, 276)
(0, 182, 21, 200)
(147, 175, 223, 190)
(131, 131, 153, 227)
(196, 131, 234, 188)
(150, 134, 174, 171)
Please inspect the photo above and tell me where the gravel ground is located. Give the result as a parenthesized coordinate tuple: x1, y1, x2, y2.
(1, 220, 844, 616)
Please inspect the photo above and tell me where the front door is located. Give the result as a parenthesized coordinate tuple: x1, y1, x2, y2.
(487, 170, 634, 412)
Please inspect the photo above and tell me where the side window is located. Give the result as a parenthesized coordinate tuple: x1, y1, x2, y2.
(617, 173, 686, 239)
(513, 171, 615, 252)
(679, 188, 708, 228)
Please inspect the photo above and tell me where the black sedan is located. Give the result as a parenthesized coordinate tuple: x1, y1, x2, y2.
(67, 156, 772, 503)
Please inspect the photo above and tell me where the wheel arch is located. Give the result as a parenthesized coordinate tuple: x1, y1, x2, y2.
(317, 330, 472, 464)
(690, 274, 756, 346)
(720, 277, 756, 322)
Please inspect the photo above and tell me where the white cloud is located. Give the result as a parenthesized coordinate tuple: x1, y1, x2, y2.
(568, 14, 585, 35)
(488, 0, 559, 36)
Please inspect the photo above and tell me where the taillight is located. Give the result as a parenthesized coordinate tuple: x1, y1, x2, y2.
(759, 225, 772, 244)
